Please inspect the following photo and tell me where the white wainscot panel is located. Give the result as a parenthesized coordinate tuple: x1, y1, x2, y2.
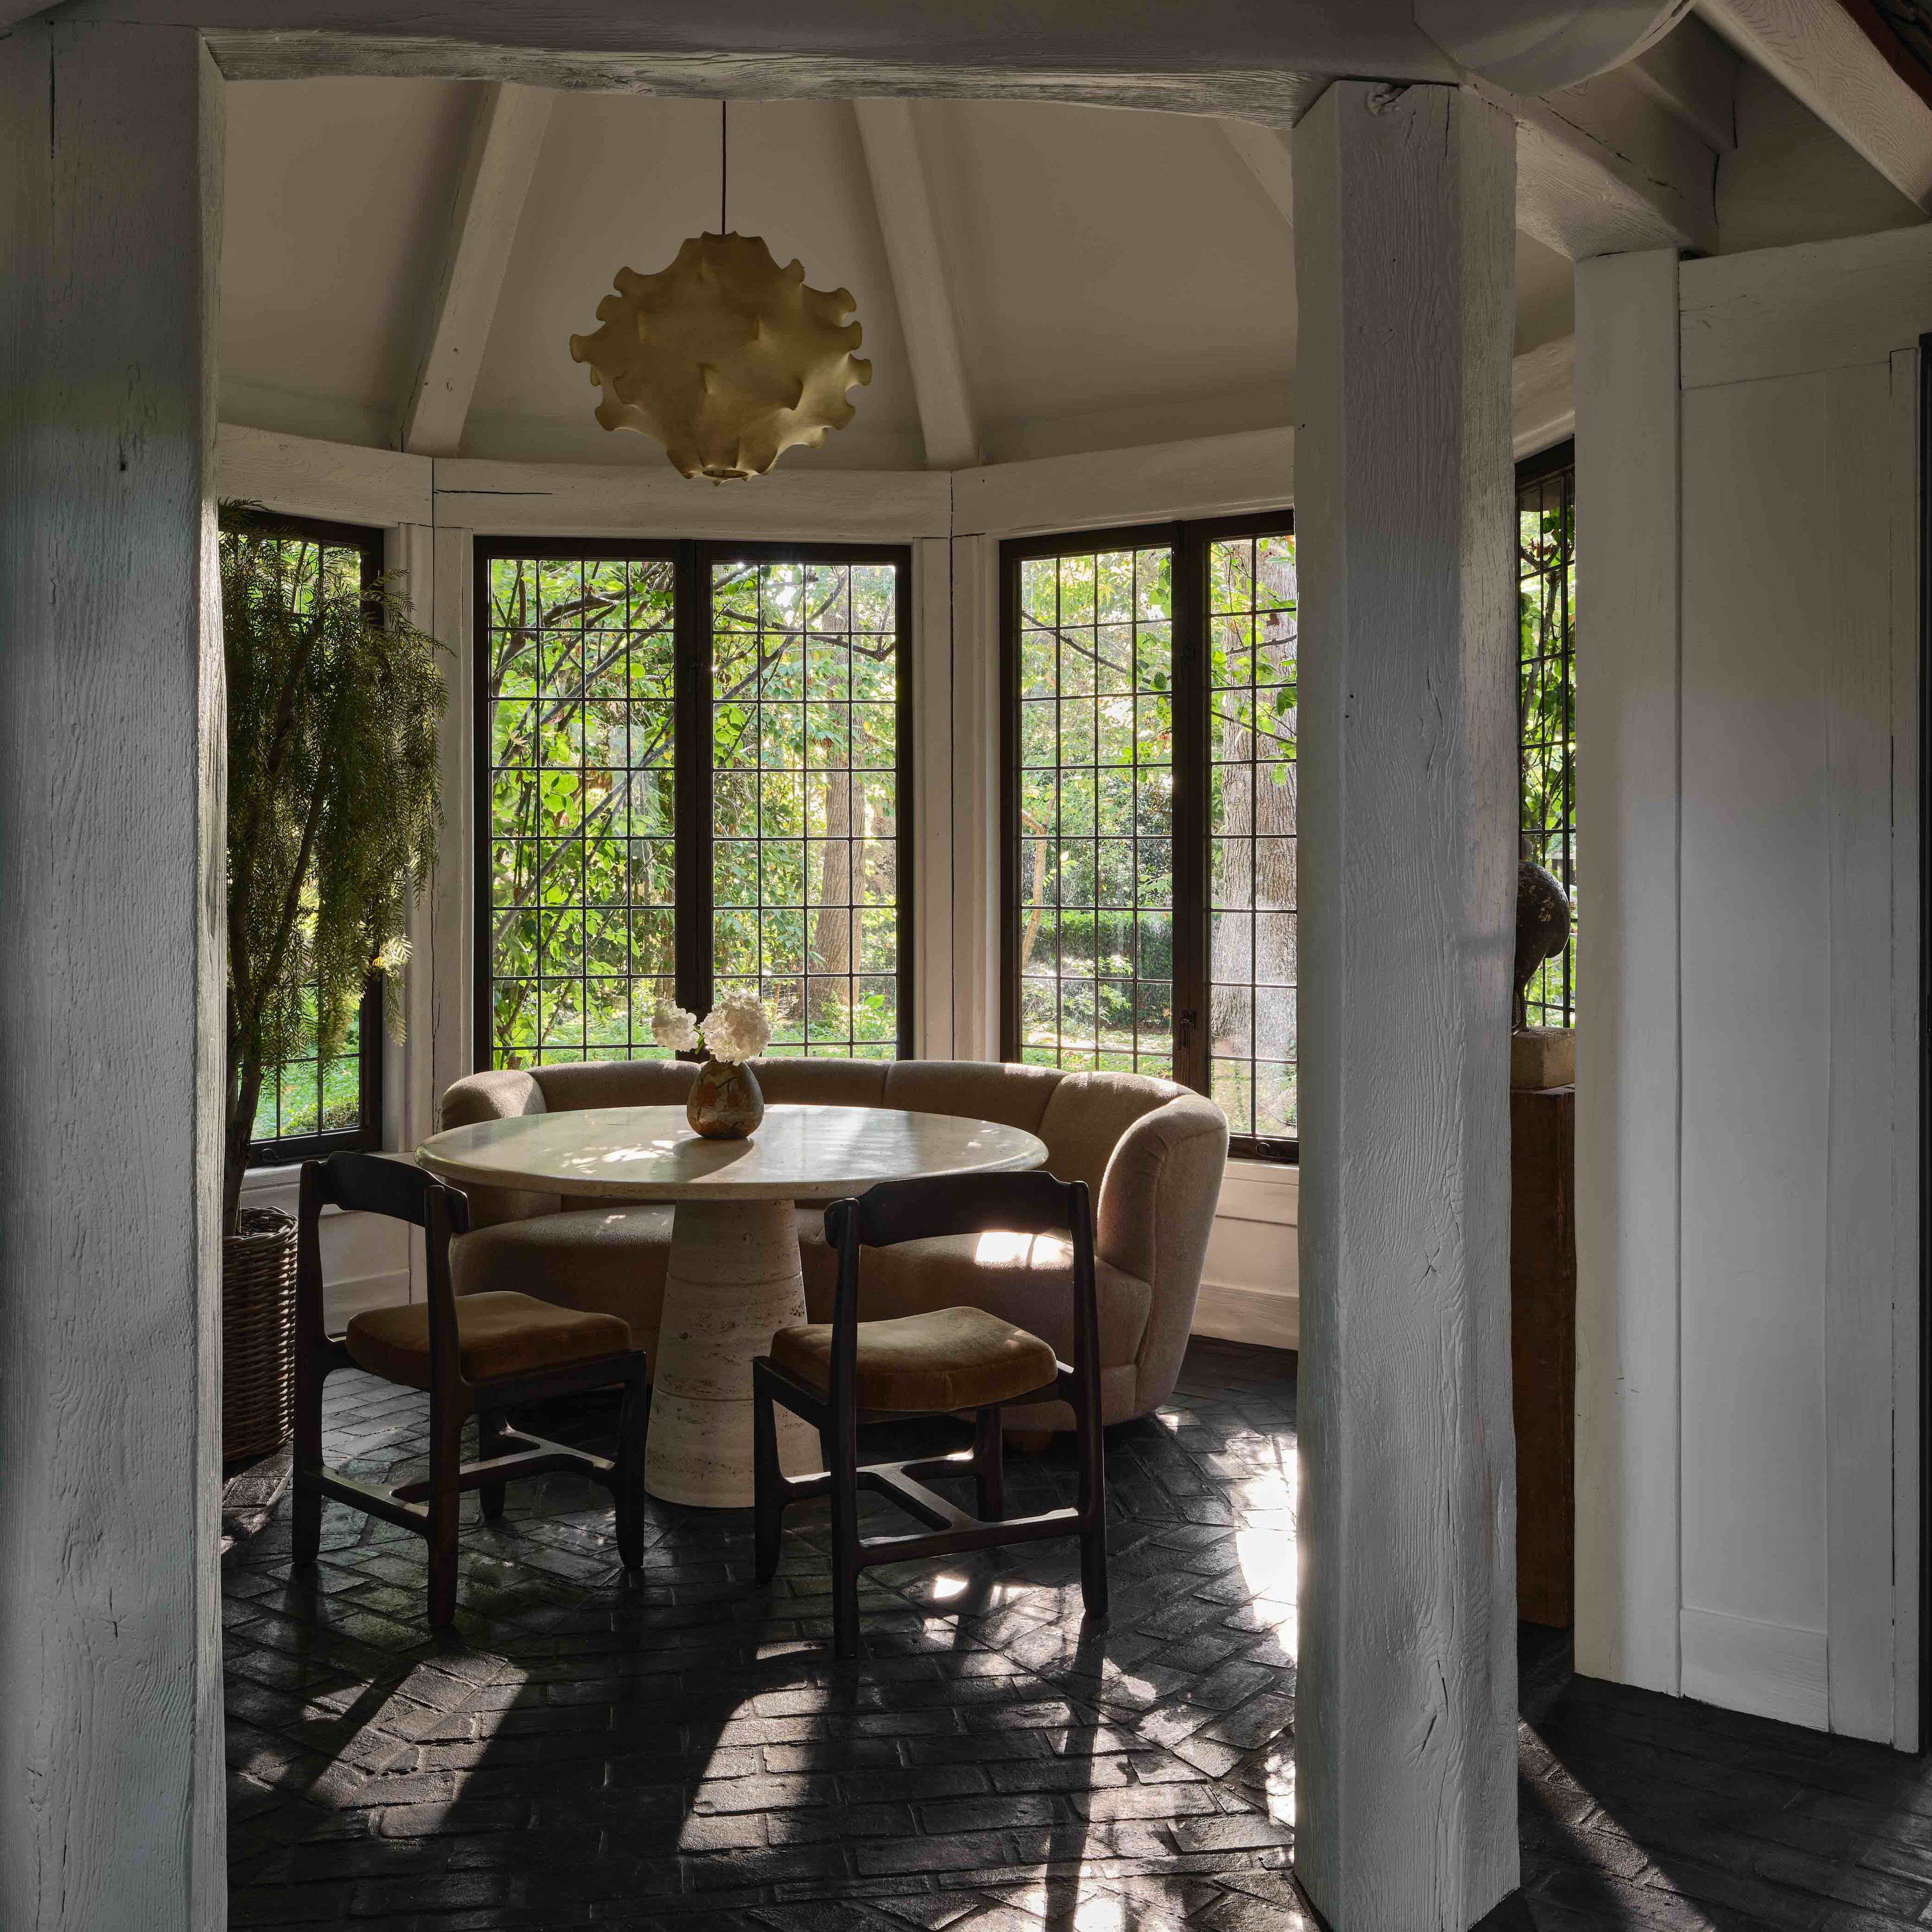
(1194, 1160, 1299, 1351)
(1680, 1606, 1828, 1731)
(240, 1167, 412, 1332)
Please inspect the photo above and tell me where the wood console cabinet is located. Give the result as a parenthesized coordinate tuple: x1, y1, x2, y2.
(1511, 1082, 1575, 1628)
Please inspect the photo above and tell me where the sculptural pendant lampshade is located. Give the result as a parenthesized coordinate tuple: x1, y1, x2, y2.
(570, 231, 872, 480)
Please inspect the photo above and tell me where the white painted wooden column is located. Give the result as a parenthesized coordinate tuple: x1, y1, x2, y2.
(1292, 80, 1518, 1930)
(1571, 248, 1683, 1699)
(0, 20, 227, 1927)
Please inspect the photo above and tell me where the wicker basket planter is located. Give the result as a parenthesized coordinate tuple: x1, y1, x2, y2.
(222, 1205, 298, 1464)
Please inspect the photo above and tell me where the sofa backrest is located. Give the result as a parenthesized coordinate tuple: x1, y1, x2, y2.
(880, 1059, 1061, 1135)
(1035, 1069, 1182, 1196)
(534, 1059, 694, 1113)
(755, 1058, 890, 1108)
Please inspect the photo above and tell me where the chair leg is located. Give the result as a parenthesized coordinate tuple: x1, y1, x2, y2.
(829, 1412, 861, 1661)
(752, 1366, 784, 1584)
(974, 1405, 1005, 1522)
(1076, 1388, 1108, 1622)
(426, 1399, 465, 1628)
(475, 1404, 509, 1522)
(615, 1365, 646, 1572)
(292, 1337, 325, 1569)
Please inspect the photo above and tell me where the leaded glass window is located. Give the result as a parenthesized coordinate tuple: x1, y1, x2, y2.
(235, 513, 384, 1164)
(710, 555, 905, 1058)
(1002, 515, 1296, 1162)
(477, 542, 912, 1071)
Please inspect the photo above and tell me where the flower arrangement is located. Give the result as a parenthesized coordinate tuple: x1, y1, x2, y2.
(651, 1001, 701, 1054)
(699, 988, 774, 1065)
(655, 992, 774, 1139)
(652, 992, 772, 1065)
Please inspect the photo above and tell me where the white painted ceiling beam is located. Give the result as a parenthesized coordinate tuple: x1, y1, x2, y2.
(1696, 0, 1932, 211)
(1627, 11, 1739, 152)
(852, 99, 979, 470)
(1233, 50, 1720, 259)
(44, 0, 1697, 105)
(396, 80, 552, 457)
(1489, 61, 1721, 256)
(1218, 117, 1295, 226)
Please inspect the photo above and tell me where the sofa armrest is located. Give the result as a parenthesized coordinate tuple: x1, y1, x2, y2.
(436, 1068, 559, 1228)
(1096, 1090, 1229, 1411)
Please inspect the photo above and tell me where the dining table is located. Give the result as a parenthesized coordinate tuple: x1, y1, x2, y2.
(415, 1101, 1047, 1508)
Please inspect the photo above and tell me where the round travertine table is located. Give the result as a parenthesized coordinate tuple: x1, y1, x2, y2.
(416, 1103, 1047, 1508)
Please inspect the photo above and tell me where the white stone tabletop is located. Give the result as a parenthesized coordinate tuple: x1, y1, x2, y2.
(416, 1102, 1047, 1203)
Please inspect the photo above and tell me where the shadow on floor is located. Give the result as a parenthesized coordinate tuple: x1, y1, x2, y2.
(222, 1337, 1299, 1931)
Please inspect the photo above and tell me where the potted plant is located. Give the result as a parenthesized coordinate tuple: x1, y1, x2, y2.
(220, 505, 444, 1461)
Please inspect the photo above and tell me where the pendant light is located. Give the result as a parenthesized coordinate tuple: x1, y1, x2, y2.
(570, 101, 872, 481)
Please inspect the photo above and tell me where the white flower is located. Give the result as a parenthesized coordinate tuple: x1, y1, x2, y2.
(699, 988, 773, 1065)
(651, 1001, 701, 1054)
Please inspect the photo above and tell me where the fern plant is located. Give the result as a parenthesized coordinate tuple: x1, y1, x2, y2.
(221, 505, 444, 1233)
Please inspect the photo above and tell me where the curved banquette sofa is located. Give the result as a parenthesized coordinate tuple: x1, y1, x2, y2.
(437, 1058, 1229, 1434)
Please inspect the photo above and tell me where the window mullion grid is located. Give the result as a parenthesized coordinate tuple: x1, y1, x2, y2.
(675, 541, 713, 1029)
(1171, 522, 1210, 1097)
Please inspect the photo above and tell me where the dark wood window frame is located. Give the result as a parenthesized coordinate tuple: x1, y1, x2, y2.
(999, 511, 1297, 1165)
(235, 509, 387, 1167)
(473, 537, 916, 1072)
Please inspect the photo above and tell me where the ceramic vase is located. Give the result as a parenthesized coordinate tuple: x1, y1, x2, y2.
(687, 1057, 765, 1139)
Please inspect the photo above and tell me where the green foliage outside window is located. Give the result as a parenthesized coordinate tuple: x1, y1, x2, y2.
(481, 549, 905, 1070)
(1518, 453, 1577, 1027)
(222, 507, 444, 1232)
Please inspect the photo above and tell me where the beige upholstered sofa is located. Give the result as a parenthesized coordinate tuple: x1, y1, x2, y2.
(438, 1058, 1228, 1434)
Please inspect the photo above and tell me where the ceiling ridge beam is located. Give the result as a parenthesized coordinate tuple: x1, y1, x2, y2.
(1695, 0, 1932, 211)
(397, 80, 552, 458)
(852, 98, 980, 472)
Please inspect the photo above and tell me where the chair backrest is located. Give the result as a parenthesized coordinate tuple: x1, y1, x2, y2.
(308, 1150, 468, 1234)
(819, 1170, 1100, 1404)
(297, 1153, 465, 1347)
(829, 1169, 1086, 1253)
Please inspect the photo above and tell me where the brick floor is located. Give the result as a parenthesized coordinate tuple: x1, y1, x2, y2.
(222, 1339, 1932, 1931)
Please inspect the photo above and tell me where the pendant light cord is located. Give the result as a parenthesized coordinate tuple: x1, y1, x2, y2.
(719, 100, 728, 234)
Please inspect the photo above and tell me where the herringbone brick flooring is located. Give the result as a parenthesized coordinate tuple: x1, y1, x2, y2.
(223, 1339, 1932, 1931)
(223, 1339, 1298, 1930)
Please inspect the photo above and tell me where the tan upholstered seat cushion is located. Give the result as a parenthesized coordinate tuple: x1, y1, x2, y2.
(345, 1291, 631, 1392)
(452, 1205, 674, 1367)
(770, 1307, 1059, 1414)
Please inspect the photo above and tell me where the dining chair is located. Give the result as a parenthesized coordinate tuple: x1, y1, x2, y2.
(751, 1170, 1108, 1658)
(291, 1151, 648, 1626)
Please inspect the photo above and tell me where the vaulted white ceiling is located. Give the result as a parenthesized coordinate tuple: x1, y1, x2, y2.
(219, 61, 1923, 473)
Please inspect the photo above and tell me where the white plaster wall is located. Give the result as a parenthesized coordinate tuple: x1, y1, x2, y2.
(1195, 1161, 1299, 1349)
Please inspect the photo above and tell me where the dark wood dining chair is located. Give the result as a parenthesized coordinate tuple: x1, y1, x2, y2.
(751, 1170, 1108, 1658)
(291, 1151, 648, 1626)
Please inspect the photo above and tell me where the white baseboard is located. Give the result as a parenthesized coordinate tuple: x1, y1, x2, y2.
(1679, 1605, 1828, 1730)
(1191, 1279, 1299, 1351)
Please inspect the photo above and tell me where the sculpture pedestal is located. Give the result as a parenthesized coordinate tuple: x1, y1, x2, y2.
(1511, 1024, 1575, 1090)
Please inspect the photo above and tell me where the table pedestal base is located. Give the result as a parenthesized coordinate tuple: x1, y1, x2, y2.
(645, 1196, 817, 1508)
